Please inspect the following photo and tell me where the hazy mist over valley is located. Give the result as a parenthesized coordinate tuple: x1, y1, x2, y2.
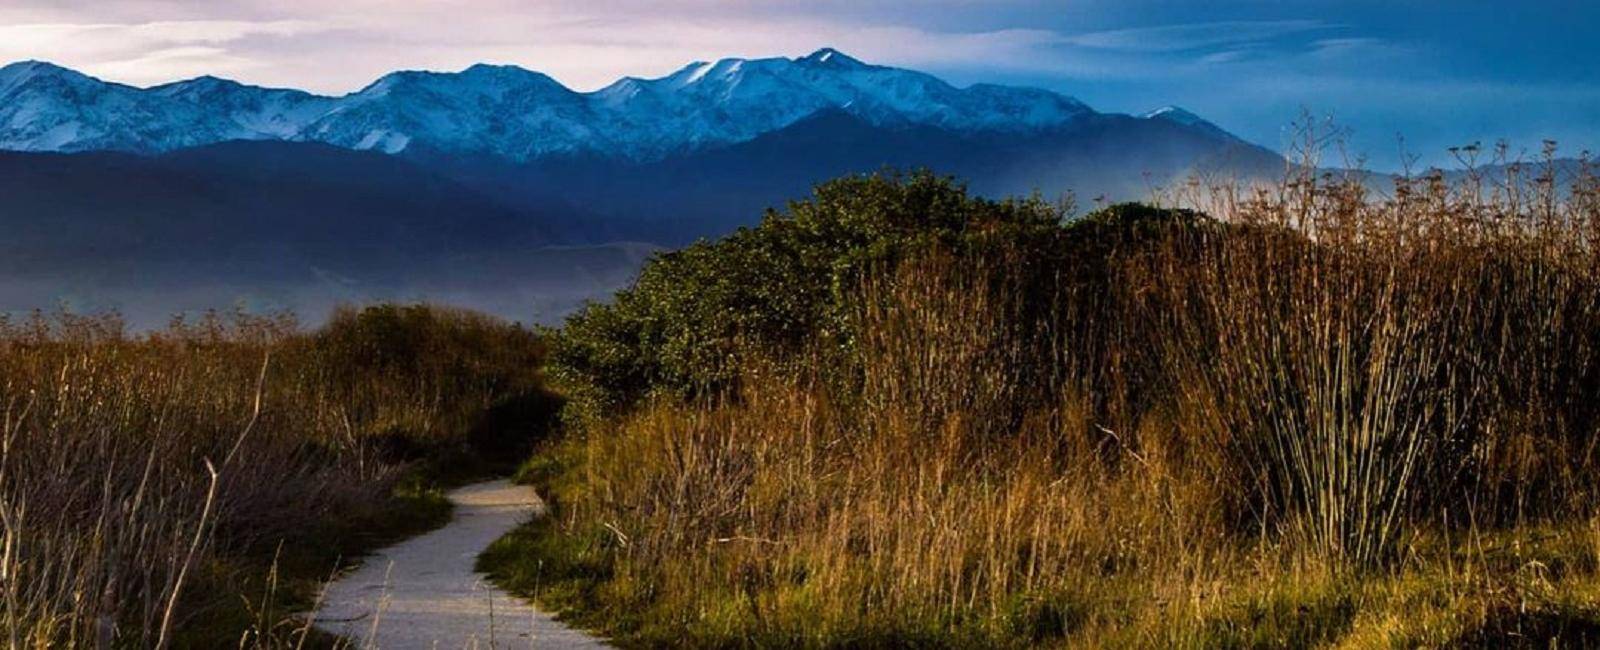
(0, 50, 1284, 326)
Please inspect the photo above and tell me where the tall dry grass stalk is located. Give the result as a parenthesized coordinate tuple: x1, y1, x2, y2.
(0, 304, 550, 647)
(1169, 150, 1600, 563)
(525, 150, 1600, 645)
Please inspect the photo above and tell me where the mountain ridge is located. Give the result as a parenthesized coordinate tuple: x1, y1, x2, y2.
(0, 50, 1286, 324)
(0, 50, 1244, 162)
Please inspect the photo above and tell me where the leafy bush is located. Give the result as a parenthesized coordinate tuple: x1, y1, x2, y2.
(503, 162, 1600, 647)
(550, 170, 1064, 420)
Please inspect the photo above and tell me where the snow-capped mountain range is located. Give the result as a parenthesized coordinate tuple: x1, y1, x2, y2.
(0, 47, 1284, 328)
(0, 48, 1232, 161)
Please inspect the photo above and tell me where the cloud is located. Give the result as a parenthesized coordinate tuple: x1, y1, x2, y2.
(299, 11, 1083, 87)
(0, 4, 1363, 94)
(1197, 49, 1263, 65)
(1062, 20, 1330, 53)
(0, 19, 326, 51)
(92, 46, 260, 82)
(0, 19, 332, 84)
(1306, 37, 1412, 62)
(0, 6, 1090, 92)
(129, 19, 325, 42)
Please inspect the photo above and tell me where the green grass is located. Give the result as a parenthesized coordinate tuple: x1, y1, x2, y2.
(482, 489, 1600, 649)
(492, 166, 1600, 648)
(176, 485, 453, 649)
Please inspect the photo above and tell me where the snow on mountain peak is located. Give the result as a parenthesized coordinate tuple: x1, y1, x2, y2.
(0, 60, 100, 94)
(799, 48, 868, 69)
(1142, 105, 1237, 141)
(151, 74, 306, 100)
(0, 62, 350, 152)
(0, 53, 1234, 162)
(1144, 105, 1204, 125)
(675, 61, 715, 85)
(461, 63, 559, 84)
(174, 74, 232, 87)
(1, 60, 78, 78)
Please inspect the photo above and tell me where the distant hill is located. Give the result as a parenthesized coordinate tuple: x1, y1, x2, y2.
(0, 48, 1291, 323)
(413, 109, 1285, 244)
(2, 49, 1099, 160)
(0, 48, 1289, 237)
(0, 48, 1275, 170)
(0, 142, 553, 276)
(0, 142, 651, 326)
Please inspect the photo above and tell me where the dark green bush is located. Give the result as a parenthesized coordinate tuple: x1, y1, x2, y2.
(549, 170, 1067, 419)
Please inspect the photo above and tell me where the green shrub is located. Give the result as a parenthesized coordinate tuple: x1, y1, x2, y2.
(549, 170, 1065, 421)
(504, 164, 1600, 647)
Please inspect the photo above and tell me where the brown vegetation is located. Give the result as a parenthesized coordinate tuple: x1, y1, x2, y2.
(487, 153, 1600, 647)
(0, 304, 555, 647)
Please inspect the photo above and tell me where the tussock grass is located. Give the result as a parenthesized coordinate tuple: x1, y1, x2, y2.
(490, 152, 1600, 647)
(0, 304, 556, 647)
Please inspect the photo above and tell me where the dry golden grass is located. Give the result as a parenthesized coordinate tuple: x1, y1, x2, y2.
(0, 304, 553, 648)
(488, 152, 1600, 647)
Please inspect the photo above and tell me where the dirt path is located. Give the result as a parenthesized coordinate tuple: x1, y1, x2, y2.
(312, 479, 607, 649)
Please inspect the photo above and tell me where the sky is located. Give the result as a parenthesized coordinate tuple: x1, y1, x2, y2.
(1, 0, 1595, 170)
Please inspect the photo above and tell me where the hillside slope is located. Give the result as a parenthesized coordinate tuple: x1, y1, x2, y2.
(0, 142, 649, 326)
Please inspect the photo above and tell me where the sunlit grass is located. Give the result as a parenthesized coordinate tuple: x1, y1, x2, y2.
(0, 304, 554, 647)
(487, 151, 1600, 647)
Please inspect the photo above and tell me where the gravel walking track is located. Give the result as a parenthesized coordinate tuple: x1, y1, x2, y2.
(313, 479, 607, 649)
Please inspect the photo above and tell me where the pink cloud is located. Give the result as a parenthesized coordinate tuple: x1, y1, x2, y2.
(0, 2, 1078, 92)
